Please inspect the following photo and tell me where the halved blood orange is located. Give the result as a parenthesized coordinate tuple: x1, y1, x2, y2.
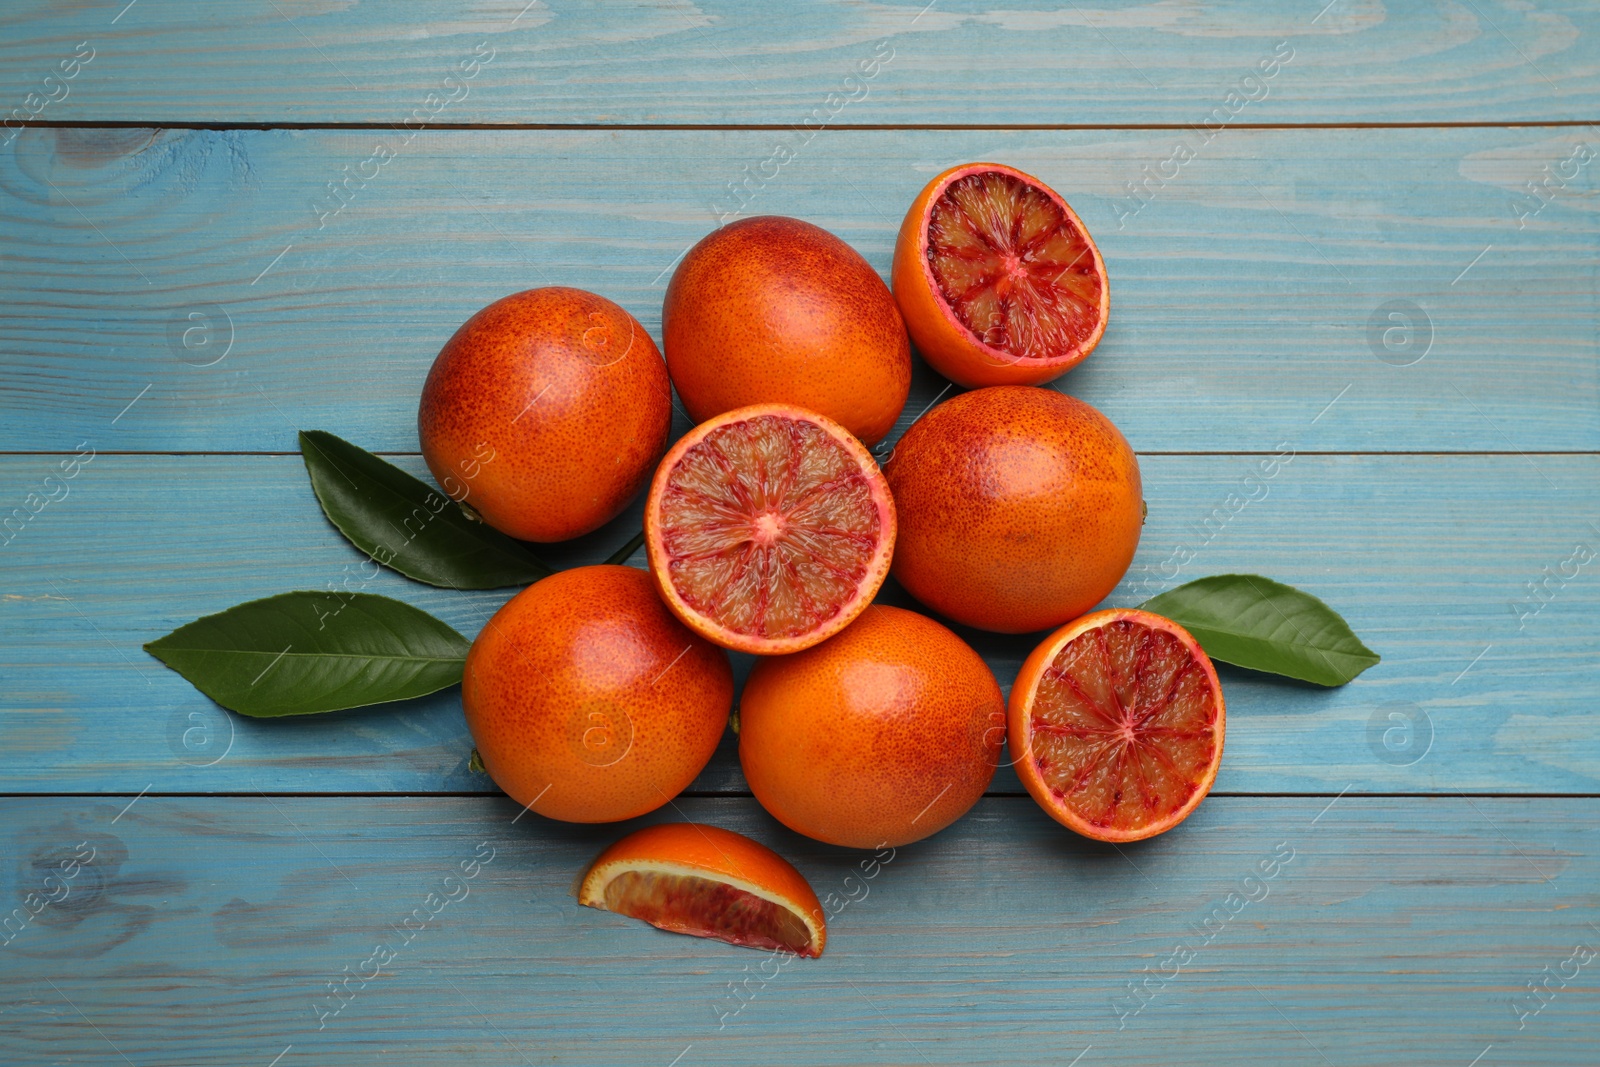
(1008, 609, 1224, 843)
(577, 823, 826, 956)
(892, 162, 1109, 387)
(644, 403, 895, 655)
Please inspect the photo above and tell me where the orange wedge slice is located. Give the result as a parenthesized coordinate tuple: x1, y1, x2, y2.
(577, 823, 826, 957)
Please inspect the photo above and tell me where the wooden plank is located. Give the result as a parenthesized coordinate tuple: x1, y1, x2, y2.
(0, 795, 1592, 1065)
(3, 1, 1599, 125)
(2, 126, 1596, 454)
(4, 453, 1596, 794)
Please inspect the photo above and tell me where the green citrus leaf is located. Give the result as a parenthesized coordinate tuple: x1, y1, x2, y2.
(1139, 574, 1379, 687)
(144, 592, 470, 717)
(300, 430, 551, 590)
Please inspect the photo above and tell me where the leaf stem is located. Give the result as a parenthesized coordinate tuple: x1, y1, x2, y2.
(604, 529, 646, 566)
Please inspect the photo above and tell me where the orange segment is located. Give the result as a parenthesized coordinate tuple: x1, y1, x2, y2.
(577, 823, 826, 956)
(645, 404, 895, 655)
(1009, 609, 1224, 843)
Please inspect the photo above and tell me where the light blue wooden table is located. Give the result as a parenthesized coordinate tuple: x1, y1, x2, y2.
(3, 2, 1597, 1064)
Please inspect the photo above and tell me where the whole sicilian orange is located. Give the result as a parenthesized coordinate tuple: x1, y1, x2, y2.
(884, 386, 1142, 634)
(663, 216, 911, 445)
(418, 287, 670, 542)
(892, 162, 1108, 387)
(738, 605, 1005, 849)
(462, 565, 732, 823)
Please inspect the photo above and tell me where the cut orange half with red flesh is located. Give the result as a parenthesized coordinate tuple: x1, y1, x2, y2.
(893, 162, 1109, 388)
(1008, 609, 1224, 843)
(644, 403, 895, 655)
(577, 822, 826, 956)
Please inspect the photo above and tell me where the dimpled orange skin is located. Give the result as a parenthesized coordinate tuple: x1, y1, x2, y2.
(418, 287, 671, 542)
(738, 605, 1005, 849)
(663, 216, 911, 445)
(891, 162, 1108, 388)
(884, 386, 1142, 635)
(462, 566, 732, 824)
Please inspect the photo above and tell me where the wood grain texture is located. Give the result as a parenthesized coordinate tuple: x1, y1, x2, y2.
(0, 795, 1593, 1065)
(4, 453, 1595, 794)
(3, 2, 1596, 1059)
(3, 0, 1599, 125)
(3, 126, 1597, 454)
